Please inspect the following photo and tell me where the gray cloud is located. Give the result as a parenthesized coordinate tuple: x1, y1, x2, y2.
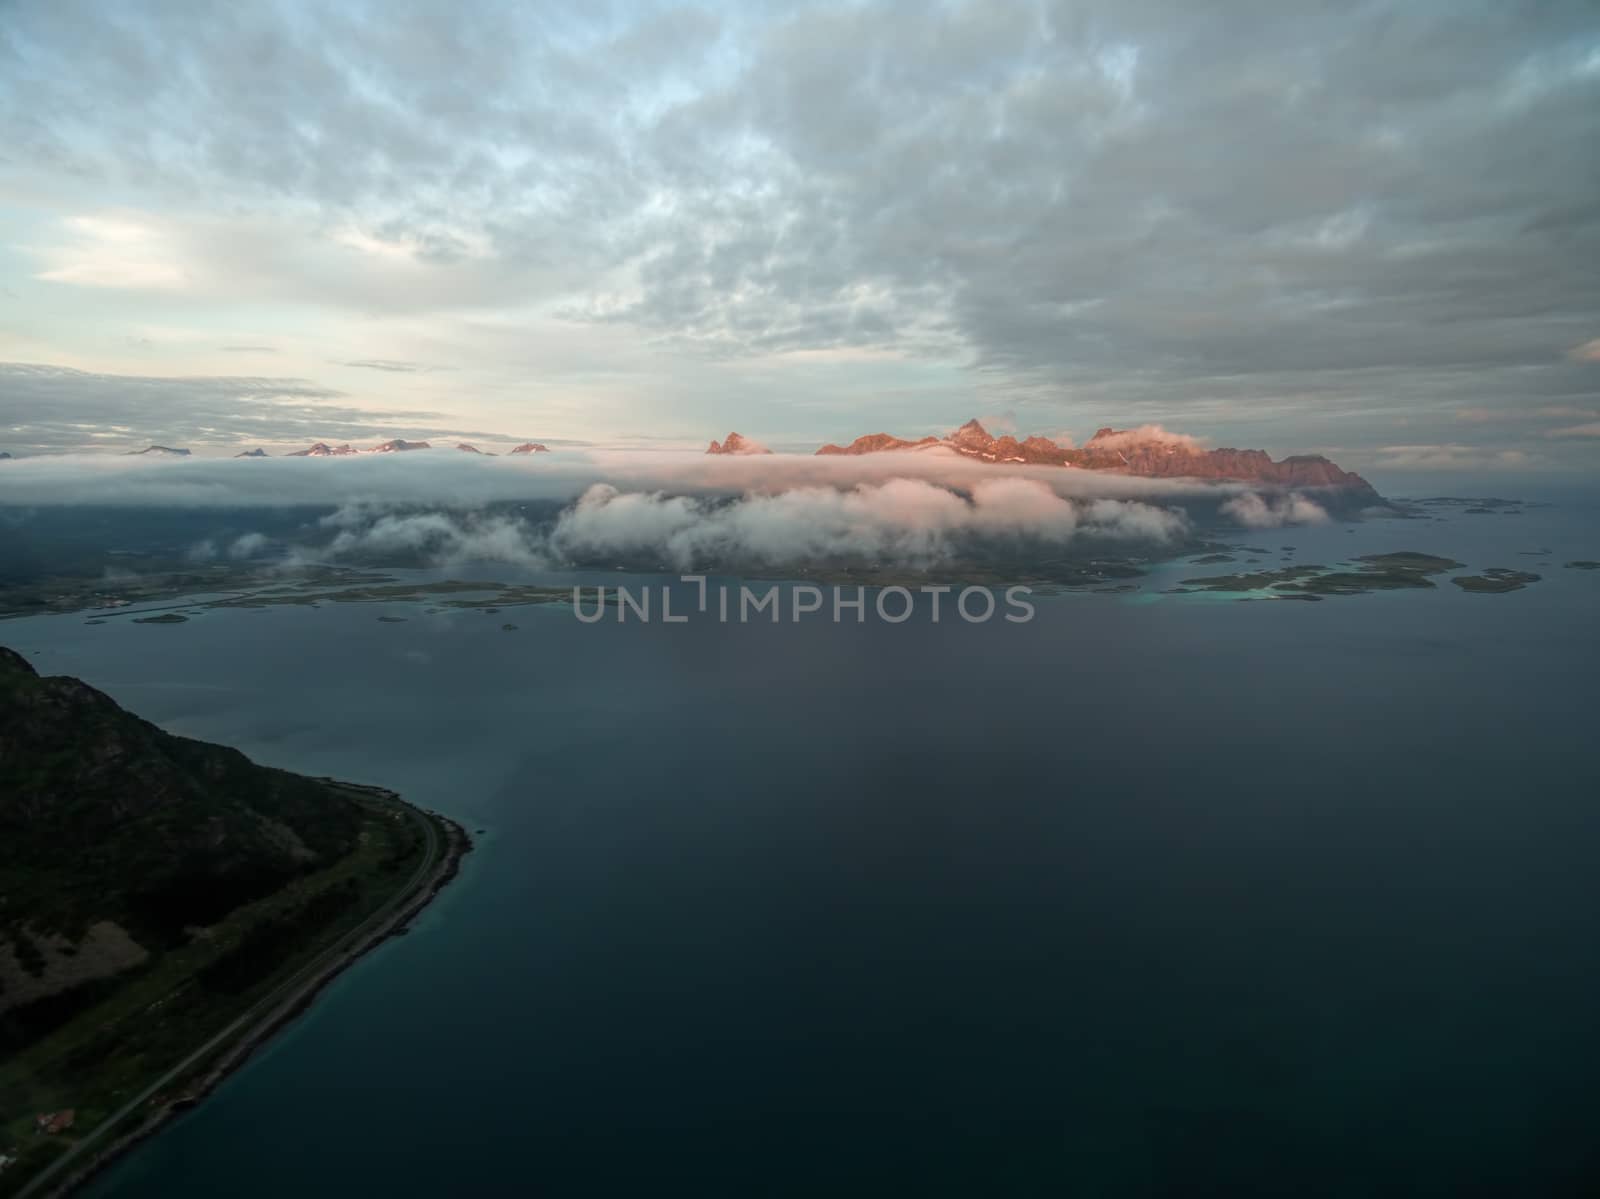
(341, 360, 452, 374)
(2, 1, 1597, 456)
(0, 363, 532, 452)
(1548, 421, 1600, 439)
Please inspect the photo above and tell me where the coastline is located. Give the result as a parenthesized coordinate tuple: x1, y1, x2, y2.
(20, 787, 472, 1199)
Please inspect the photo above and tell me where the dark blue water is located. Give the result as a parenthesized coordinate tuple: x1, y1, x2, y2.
(7, 498, 1598, 1196)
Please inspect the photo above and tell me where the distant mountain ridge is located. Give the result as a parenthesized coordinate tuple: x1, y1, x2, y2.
(816, 418, 1377, 495)
(88, 439, 556, 457)
(281, 439, 435, 455)
(706, 432, 772, 455)
(89, 424, 1368, 495)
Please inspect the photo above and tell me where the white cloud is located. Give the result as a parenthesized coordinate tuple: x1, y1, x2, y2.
(228, 532, 270, 558)
(211, 463, 1199, 573)
(1373, 444, 1540, 469)
(1221, 492, 1330, 528)
(546, 476, 1183, 571)
(1084, 425, 1205, 453)
(32, 216, 188, 290)
(325, 510, 549, 569)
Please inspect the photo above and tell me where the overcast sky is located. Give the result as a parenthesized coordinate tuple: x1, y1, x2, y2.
(1, 0, 1597, 469)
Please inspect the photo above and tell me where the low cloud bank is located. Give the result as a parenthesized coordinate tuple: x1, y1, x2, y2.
(1221, 492, 1330, 528)
(548, 478, 1185, 570)
(322, 510, 550, 569)
(3, 449, 1376, 572)
(305, 477, 1188, 572)
(0, 446, 1240, 511)
(1083, 425, 1205, 453)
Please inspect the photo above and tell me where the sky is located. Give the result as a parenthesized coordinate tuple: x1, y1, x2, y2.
(1, 0, 1597, 472)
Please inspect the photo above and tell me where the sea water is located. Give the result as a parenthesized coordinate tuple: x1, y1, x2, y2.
(2, 490, 1593, 1196)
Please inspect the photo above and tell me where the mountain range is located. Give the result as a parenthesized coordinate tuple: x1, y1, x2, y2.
(271, 440, 550, 457)
(285, 442, 360, 457)
(2, 440, 553, 458)
(711, 419, 1377, 495)
(13, 424, 1370, 495)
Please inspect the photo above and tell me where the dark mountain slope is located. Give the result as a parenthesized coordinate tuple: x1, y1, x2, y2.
(0, 647, 361, 946)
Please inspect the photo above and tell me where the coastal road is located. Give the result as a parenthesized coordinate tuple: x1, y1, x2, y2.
(17, 795, 444, 1199)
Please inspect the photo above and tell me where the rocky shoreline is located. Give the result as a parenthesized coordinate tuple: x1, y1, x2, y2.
(27, 794, 472, 1199)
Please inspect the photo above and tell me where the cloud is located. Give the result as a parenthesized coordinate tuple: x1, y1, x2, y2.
(0, 0, 1595, 457)
(1373, 444, 1540, 469)
(228, 532, 270, 559)
(0, 443, 1242, 510)
(0, 363, 523, 453)
(1080, 497, 1192, 541)
(285, 473, 1189, 574)
(1547, 422, 1600, 439)
(341, 360, 451, 374)
(0, 448, 1209, 571)
(324, 510, 549, 569)
(1083, 425, 1205, 453)
(546, 476, 1184, 570)
(30, 215, 189, 289)
(1221, 492, 1331, 528)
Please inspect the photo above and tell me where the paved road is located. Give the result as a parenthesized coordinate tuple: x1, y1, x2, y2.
(17, 797, 443, 1199)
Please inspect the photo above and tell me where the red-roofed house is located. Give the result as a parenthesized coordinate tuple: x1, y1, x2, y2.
(35, 1110, 76, 1135)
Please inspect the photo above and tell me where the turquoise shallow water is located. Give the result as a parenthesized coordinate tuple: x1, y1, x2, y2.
(5, 495, 1599, 1196)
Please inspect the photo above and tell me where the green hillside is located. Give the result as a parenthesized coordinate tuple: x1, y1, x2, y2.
(0, 646, 444, 1196)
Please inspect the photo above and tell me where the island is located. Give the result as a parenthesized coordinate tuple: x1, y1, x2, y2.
(1171, 552, 1479, 599)
(0, 647, 468, 1197)
(1451, 569, 1542, 593)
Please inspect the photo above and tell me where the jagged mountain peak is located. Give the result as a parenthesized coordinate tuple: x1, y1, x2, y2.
(706, 432, 773, 455)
